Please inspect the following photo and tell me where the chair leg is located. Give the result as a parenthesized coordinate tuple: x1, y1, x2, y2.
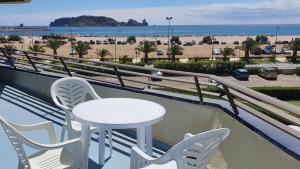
(108, 129, 113, 156)
(60, 124, 66, 142)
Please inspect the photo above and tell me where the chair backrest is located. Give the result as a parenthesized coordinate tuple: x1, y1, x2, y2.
(0, 116, 30, 168)
(153, 128, 230, 169)
(51, 77, 101, 111)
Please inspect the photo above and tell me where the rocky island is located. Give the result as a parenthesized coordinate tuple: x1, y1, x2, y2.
(50, 15, 148, 27)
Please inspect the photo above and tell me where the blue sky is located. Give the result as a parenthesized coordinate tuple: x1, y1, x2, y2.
(0, 0, 299, 26)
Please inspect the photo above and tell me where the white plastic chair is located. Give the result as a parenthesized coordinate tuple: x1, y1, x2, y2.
(51, 77, 113, 155)
(130, 128, 230, 169)
(0, 116, 81, 169)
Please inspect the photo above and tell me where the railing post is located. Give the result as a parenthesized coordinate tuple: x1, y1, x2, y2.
(0, 49, 16, 69)
(113, 66, 125, 88)
(222, 85, 239, 115)
(194, 76, 204, 104)
(59, 57, 72, 76)
(24, 52, 39, 72)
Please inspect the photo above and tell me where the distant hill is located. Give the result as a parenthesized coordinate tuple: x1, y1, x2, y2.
(50, 15, 148, 27)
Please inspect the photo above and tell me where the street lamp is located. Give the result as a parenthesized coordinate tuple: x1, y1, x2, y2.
(275, 26, 280, 55)
(166, 17, 173, 60)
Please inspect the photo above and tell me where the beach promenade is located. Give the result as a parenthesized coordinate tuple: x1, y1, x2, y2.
(1, 35, 299, 60)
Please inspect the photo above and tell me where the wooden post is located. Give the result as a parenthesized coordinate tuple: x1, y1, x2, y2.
(59, 57, 72, 76)
(113, 66, 125, 88)
(194, 76, 204, 104)
(24, 52, 38, 72)
(222, 85, 239, 115)
(0, 49, 16, 69)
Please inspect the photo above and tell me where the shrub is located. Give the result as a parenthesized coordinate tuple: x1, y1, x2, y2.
(119, 55, 132, 64)
(245, 67, 260, 75)
(154, 61, 245, 75)
(8, 34, 22, 41)
(170, 36, 180, 44)
(296, 67, 300, 76)
(202, 36, 212, 44)
(127, 36, 136, 43)
(255, 35, 269, 44)
(252, 87, 300, 100)
(0, 36, 7, 43)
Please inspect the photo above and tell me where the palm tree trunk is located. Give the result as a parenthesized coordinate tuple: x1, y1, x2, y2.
(292, 50, 297, 63)
(144, 53, 148, 64)
(245, 49, 250, 63)
(171, 54, 176, 62)
(53, 49, 58, 59)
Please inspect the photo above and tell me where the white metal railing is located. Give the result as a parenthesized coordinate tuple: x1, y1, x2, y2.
(0, 47, 299, 139)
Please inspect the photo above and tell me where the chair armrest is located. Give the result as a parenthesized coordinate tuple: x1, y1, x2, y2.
(8, 121, 57, 144)
(130, 146, 156, 169)
(52, 96, 71, 111)
(22, 137, 81, 151)
(184, 133, 194, 140)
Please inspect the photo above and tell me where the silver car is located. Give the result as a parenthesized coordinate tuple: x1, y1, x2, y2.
(259, 67, 277, 80)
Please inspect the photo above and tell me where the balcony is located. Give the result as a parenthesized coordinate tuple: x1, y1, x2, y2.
(0, 48, 299, 168)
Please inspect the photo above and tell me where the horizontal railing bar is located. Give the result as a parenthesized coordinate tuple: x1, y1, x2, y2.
(220, 87, 300, 125)
(7, 49, 210, 78)
(212, 75, 300, 117)
(232, 99, 300, 140)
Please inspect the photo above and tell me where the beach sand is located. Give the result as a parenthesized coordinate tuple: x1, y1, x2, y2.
(1, 35, 299, 60)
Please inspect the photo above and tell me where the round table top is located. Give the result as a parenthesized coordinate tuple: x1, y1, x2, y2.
(72, 98, 166, 129)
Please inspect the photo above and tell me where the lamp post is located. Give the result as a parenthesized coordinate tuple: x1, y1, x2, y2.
(275, 26, 280, 55)
(166, 17, 173, 60)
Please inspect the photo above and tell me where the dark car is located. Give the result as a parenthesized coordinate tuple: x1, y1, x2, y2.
(233, 69, 250, 80)
(258, 67, 277, 80)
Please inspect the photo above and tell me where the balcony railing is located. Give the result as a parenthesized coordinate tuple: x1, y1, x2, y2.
(0, 47, 300, 140)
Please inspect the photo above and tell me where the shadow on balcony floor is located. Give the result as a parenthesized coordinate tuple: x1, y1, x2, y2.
(0, 83, 164, 169)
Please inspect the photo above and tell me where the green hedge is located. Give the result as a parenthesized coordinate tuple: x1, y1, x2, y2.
(252, 87, 300, 100)
(296, 67, 300, 76)
(154, 61, 245, 75)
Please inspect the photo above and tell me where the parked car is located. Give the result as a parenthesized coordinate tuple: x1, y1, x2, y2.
(117, 41, 122, 44)
(233, 69, 249, 80)
(258, 67, 277, 80)
(183, 42, 193, 46)
(69, 48, 77, 56)
(89, 40, 95, 45)
(157, 50, 164, 56)
(233, 41, 240, 45)
(150, 71, 163, 81)
(103, 40, 109, 45)
(281, 48, 292, 55)
(96, 40, 102, 44)
(212, 48, 221, 55)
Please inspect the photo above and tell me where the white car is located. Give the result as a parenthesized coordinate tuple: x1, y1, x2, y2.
(69, 49, 77, 55)
(281, 48, 292, 55)
(212, 48, 221, 55)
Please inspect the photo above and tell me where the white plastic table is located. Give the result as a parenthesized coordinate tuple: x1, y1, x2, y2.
(72, 98, 166, 169)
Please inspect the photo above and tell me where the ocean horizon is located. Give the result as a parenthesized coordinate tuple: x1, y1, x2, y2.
(1, 24, 300, 36)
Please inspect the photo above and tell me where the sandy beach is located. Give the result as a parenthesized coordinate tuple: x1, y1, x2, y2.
(1, 35, 299, 60)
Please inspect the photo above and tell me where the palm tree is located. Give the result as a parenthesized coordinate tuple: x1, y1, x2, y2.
(3, 44, 16, 54)
(135, 41, 157, 64)
(46, 39, 63, 55)
(95, 49, 112, 61)
(73, 42, 91, 60)
(28, 44, 45, 55)
(221, 47, 235, 61)
(289, 38, 300, 63)
(241, 37, 257, 63)
(169, 45, 184, 62)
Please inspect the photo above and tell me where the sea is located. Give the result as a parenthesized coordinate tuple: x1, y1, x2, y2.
(1, 24, 300, 37)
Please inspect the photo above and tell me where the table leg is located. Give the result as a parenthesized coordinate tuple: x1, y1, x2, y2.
(137, 127, 146, 151)
(145, 126, 153, 156)
(98, 128, 106, 165)
(81, 124, 90, 169)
